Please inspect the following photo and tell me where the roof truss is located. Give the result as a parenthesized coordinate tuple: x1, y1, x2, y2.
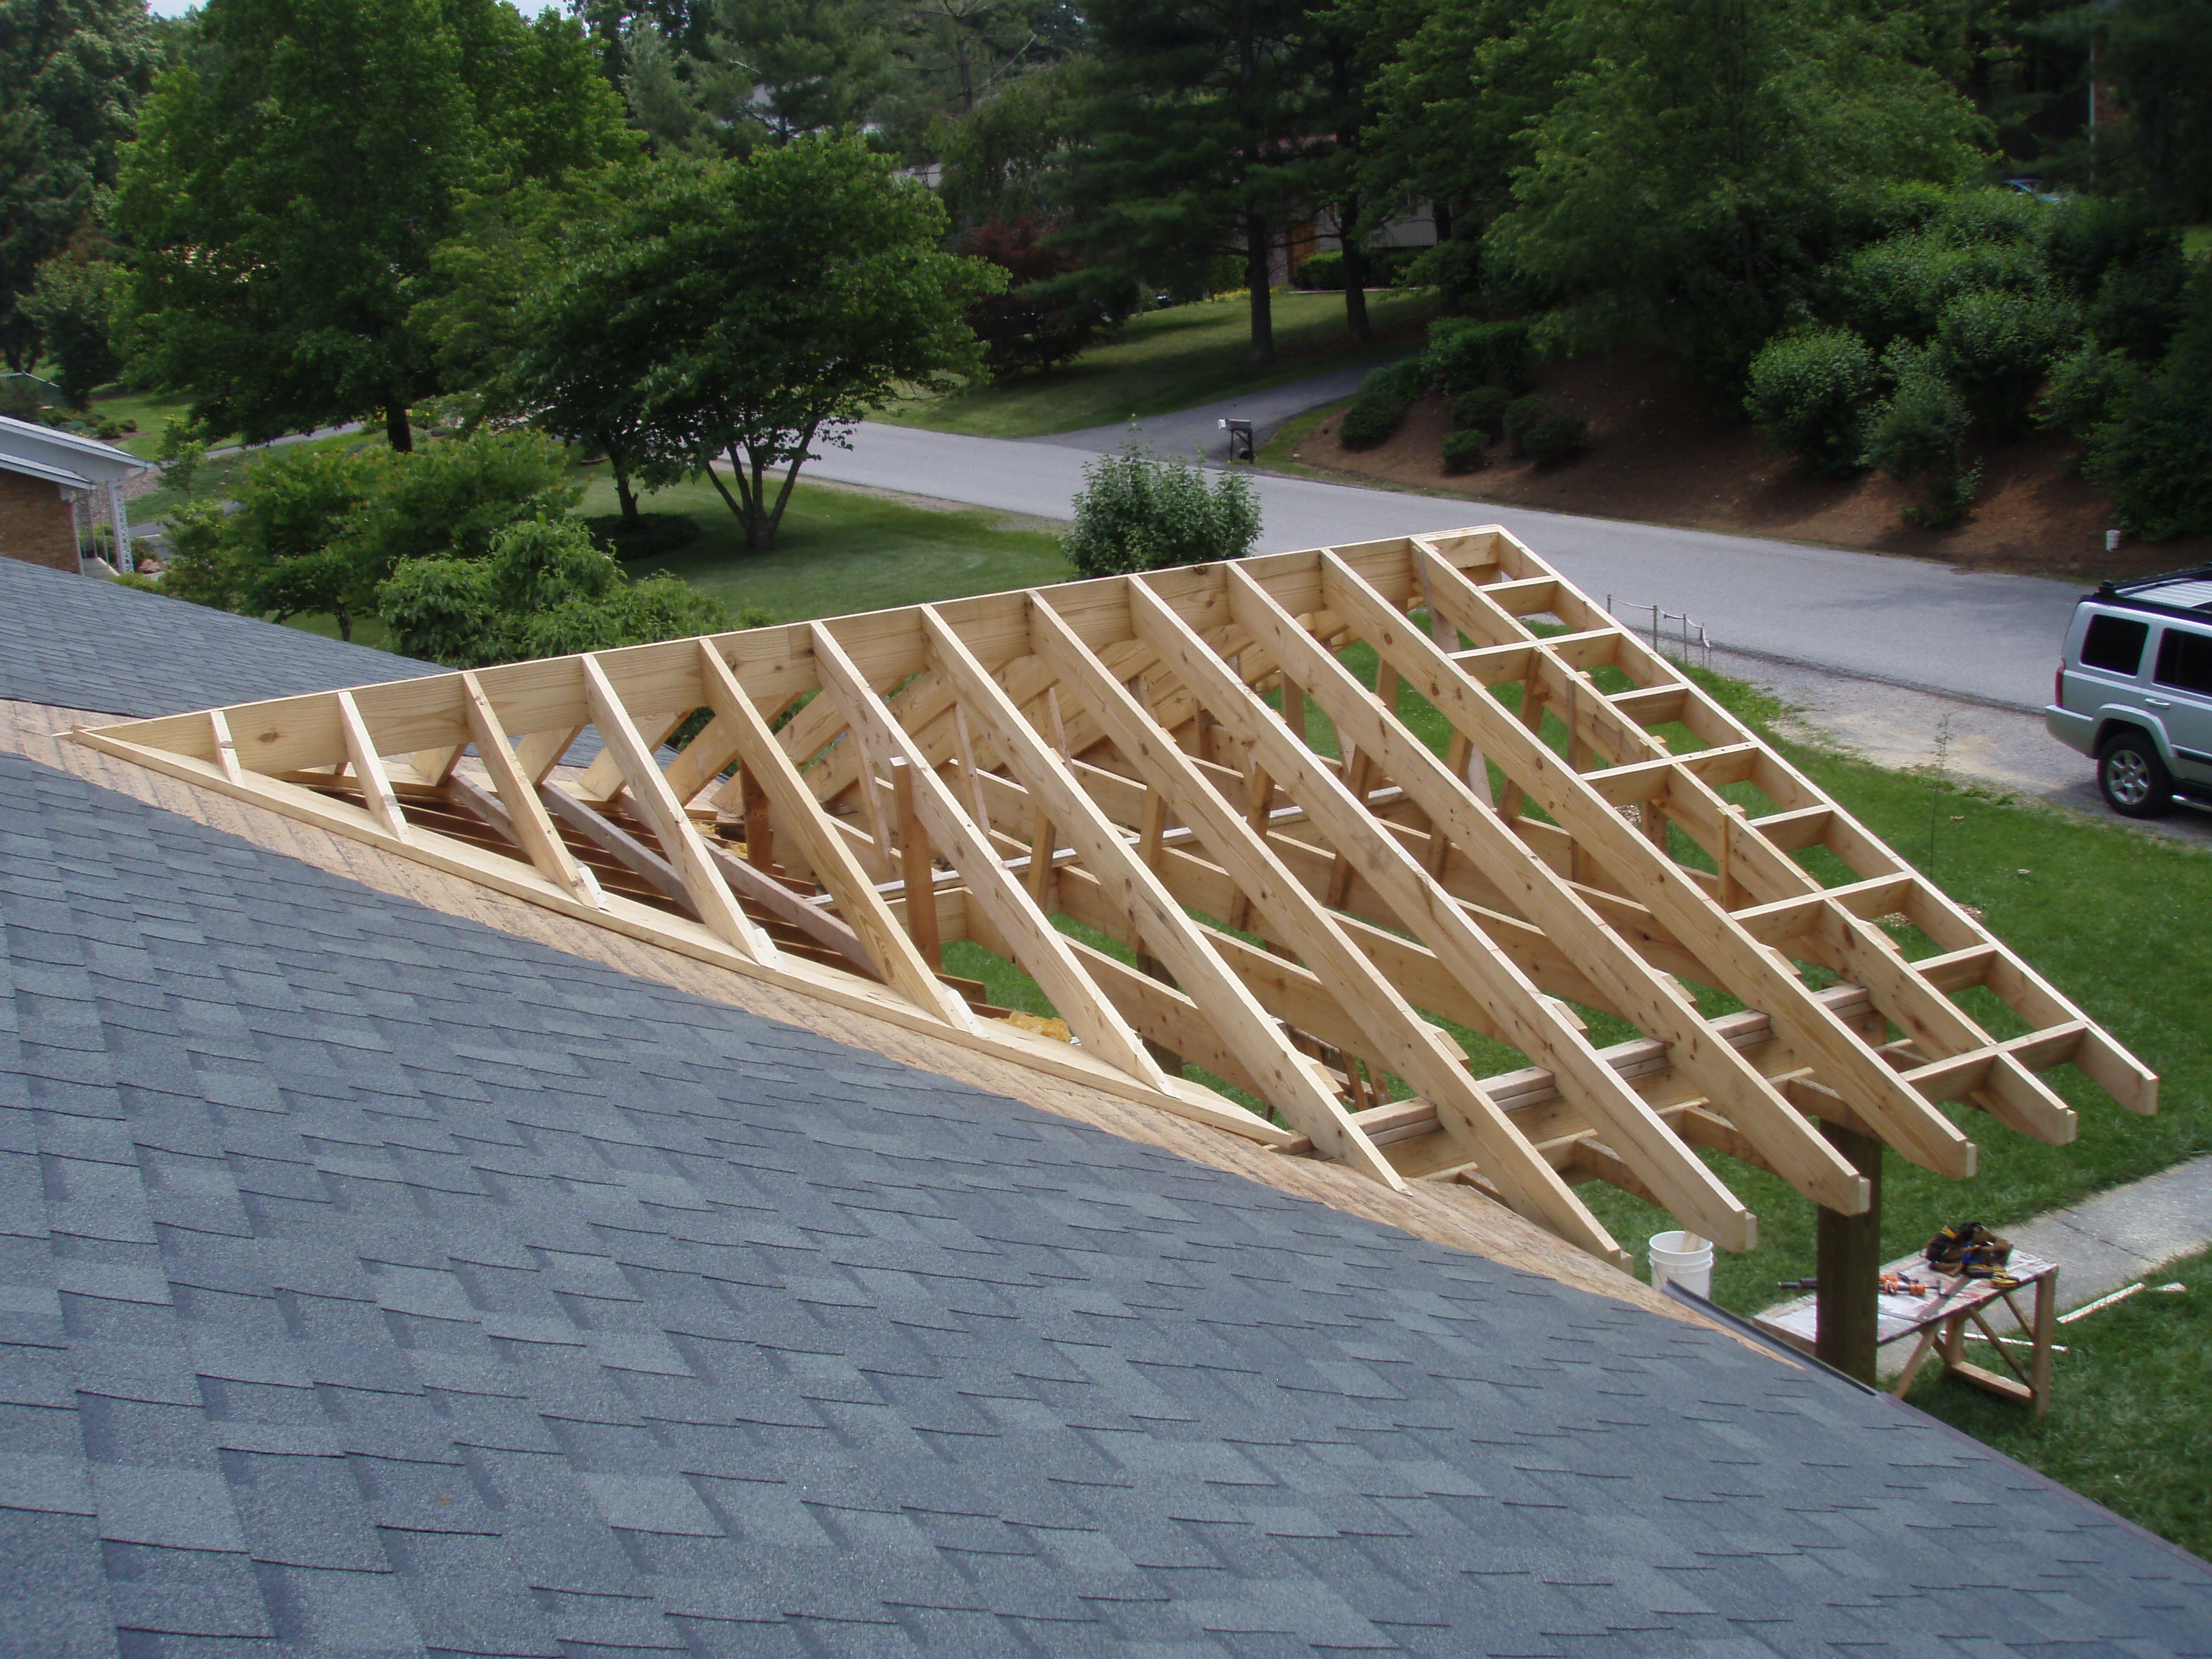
(71, 528, 2156, 1269)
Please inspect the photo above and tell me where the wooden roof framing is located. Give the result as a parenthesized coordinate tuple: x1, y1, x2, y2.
(69, 527, 2157, 1269)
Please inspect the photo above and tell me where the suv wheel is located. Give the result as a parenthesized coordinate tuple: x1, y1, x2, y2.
(2098, 730, 2174, 819)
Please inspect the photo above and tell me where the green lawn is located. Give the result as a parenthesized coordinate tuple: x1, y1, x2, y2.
(876, 288, 1438, 439)
(1907, 1246, 2212, 1557)
(87, 384, 209, 458)
(583, 470, 1074, 623)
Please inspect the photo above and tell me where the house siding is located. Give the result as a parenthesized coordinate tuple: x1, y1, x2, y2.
(0, 468, 78, 572)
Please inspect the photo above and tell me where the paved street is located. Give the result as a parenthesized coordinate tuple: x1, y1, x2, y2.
(1030, 357, 1399, 461)
(811, 419, 2095, 711)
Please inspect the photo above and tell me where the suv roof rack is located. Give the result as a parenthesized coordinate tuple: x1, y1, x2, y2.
(2092, 564, 2212, 619)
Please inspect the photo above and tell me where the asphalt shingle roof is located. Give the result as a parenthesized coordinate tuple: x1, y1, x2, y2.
(0, 555, 439, 718)
(5, 559, 2211, 1656)
(4, 751, 2210, 1658)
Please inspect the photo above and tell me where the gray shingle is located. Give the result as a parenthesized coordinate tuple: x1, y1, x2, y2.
(1, 649, 2210, 1658)
(0, 557, 438, 719)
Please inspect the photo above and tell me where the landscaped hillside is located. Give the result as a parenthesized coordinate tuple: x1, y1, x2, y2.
(1269, 348, 2212, 583)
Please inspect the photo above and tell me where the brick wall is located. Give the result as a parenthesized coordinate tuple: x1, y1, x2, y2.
(0, 469, 79, 573)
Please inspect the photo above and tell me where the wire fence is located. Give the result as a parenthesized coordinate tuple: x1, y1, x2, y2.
(1606, 595, 1713, 672)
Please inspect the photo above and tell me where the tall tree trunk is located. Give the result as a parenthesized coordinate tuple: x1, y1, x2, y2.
(606, 437, 641, 526)
(385, 397, 413, 454)
(1339, 199, 1372, 343)
(1244, 213, 1275, 365)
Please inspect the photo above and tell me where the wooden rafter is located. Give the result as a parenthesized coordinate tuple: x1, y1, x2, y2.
(67, 527, 2154, 1273)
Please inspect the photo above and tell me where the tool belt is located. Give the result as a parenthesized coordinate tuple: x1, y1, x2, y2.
(1926, 1220, 2014, 1282)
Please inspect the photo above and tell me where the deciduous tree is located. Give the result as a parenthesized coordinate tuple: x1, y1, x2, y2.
(114, 0, 630, 451)
(1484, 0, 1983, 374)
(573, 136, 998, 552)
(0, 0, 158, 370)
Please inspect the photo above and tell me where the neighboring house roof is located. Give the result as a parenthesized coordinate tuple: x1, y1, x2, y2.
(0, 554, 443, 719)
(3, 567, 2209, 1658)
(0, 413, 143, 492)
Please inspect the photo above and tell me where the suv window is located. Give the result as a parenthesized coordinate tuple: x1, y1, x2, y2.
(2082, 613, 2150, 674)
(2154, 626, 2212, 694)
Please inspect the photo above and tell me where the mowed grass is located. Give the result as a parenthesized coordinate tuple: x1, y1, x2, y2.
(876, 287, 1439, 438)
(1907, 1246, 2212, 1557)
(87, 384, 205, 458)
(584, 471, 1074, 623)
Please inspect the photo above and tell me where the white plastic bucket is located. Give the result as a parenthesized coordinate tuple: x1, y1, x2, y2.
(1648, 1231, 1714, 1299)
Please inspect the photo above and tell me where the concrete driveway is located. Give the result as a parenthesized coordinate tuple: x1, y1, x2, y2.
(809, 420, 2092, 712)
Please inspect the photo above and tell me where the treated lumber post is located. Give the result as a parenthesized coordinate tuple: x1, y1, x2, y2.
(694, 642, 969, 1026)
(888, 757, 942, 968)
(810, 621, 1175, 1093)
(925, 604, 1400, 1178)
(742, 765, 775, 871)
(1815, 1118, 1884, 1384)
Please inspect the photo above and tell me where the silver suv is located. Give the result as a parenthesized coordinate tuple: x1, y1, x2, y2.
(2047, 566, 2212, 819)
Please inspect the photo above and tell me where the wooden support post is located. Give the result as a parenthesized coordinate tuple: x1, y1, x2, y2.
(694, 642, 968, 1026)
(1815, 1118, 1885, 1384)
(741, 764, 775, 871)
(889, 757, 942, 968)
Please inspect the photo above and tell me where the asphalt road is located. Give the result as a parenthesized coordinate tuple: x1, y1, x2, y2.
(1031, 358, 1398, 462)
(809, 419, 2092, 711)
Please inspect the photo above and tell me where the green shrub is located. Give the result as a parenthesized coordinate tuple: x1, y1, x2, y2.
(159, 430, 581, 639)
(1295, 251, 1344, 289)
(1421, 318, 1532, 394)
(1835, 231, 2044, 349)
(2040, 346, 2144, 439)
(1061, 444, 1261, 576)
(1441, 429, 1489, 474)
(1362, 358, 1428, 403)
(1863, 342, 1978, 529)
(1502, 394, 1587, 462)
(2081, 277, 2212, 539)
(1743, 326, 1876, 475)
(379, 516, 731, 667)
(1339, 392, 1409, 451)
(1451, 386, 1512, 439)
(1935, 287, 2078, 439)
(1339, 359, 1426, 451)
